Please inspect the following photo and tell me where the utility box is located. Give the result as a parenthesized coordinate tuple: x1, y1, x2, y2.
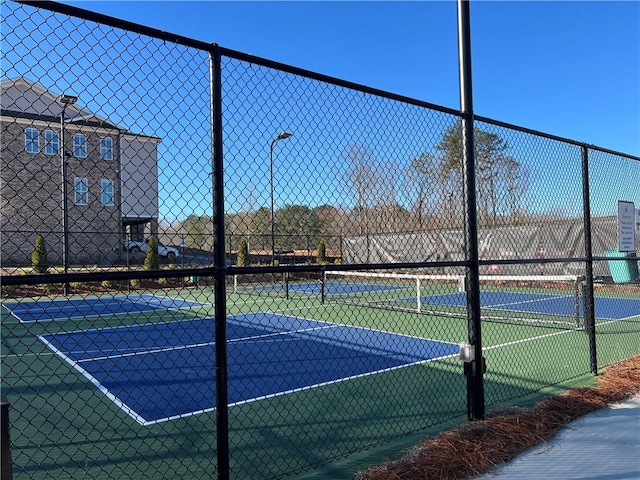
(605, 249, 639, 283)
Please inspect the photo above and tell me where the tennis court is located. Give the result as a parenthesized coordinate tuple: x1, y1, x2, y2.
(313, 272, 640, 327)
(38, 313, 459, 425)
(278, 281, 405, 295)
(2, 281, 639, 480)
(2, 294, 205, 322)
(415, 291, 640, 321)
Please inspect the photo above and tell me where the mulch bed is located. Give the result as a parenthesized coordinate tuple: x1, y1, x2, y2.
(355, 355, 640, 480)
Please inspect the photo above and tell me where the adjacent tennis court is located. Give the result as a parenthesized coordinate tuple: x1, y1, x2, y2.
(278, 272, 640, 326)
(2, 294, 205, 322)
(414, 291, 640, 321)
(38, 313, 459, 425)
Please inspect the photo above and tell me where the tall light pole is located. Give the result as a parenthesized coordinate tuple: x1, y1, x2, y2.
(269, 132, 292, 266)
(59, 94, 77, 296)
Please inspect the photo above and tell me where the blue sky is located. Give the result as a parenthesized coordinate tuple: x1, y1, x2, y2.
(4, 1, 638, 220)
(62, 0, 639, 157)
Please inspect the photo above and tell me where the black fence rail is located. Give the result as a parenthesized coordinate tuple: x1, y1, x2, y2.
(1, 2, 639, 480)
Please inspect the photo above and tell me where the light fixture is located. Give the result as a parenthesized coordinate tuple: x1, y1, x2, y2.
(276, 132, 293, 141)
(59, 94, 78, 105)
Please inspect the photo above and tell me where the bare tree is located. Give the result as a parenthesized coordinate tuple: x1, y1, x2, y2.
(405, 152, 441, 229)
(345, 145, 378, 235)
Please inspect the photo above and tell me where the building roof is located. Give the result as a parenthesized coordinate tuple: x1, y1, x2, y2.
(0, 77, 160, 140)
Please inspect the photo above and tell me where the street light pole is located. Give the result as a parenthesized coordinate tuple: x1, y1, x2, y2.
(59, 94, 77, 296)
(269, 132, 292, 266)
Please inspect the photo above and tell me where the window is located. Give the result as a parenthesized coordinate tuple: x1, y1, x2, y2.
(73, 133, 87, 158)
(100, 137, 113, 160)
(74, 177, 88, 205)
(101, 179, 114, 206)
(44, 130, 59, 155)
(25, 128, 39, 153)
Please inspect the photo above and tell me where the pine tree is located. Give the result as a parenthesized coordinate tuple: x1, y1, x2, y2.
(317, 240, 327, 264)
(237, 238, 250, 266)
(31, 234, 49, 273)
(143, 236, 160, 270)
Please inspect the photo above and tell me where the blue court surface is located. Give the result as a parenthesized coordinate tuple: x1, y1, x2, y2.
(38, 313, 459, 425)
(416, 291, 640, 321)
(2, 294, 204, 322)
(272, 281, 405, 295)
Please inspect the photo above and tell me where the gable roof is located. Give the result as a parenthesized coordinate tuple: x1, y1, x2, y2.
(1, 77, 120, 131)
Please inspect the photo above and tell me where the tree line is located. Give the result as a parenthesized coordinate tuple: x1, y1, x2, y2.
(160, 123, 532, 253)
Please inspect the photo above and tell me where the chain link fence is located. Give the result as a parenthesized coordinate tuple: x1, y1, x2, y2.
(1, 2, 639, 479)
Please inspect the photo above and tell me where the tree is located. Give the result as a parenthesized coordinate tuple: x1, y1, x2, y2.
(182, 215, 212, 251)
(317, 239, 327, 264)
(405, 152, 442, 229)
(237, 238, 250, 266)
(345, 145, 378, 235)
(143, 236, 160, 270)
(436, 122, 528, 226)
(31, 234, 49, 273)
(314, 204, 342, 235)
(275, 204, 322, 251)
(248, 207, 272, 251)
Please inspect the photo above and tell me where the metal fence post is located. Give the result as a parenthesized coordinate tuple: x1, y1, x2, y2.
(210, 44, 230, 480)
(457, 0, 485, 421)
(1, 397, 12, 480)
(581, 145, 597, 374)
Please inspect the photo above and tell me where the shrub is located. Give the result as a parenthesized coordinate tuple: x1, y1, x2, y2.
(31, 234, 49, 273)
(1, 285, 16, 296)
(69, 281, 85, 291)
(101, 279, 118, 290)
(38, 283, 53, 295)
(237, 238, 249, 266)
(143, 236, 160, 270)
(317, 240, 327, 264)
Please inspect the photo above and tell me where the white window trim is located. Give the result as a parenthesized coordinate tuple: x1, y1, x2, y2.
(73, 133, 87, 158)
(74, 177, 88, 205)
(44, 130, 59, 155)
(25, 127, 39, 153)
(101, 137, 113, 160)
(101, 179, 115, 206)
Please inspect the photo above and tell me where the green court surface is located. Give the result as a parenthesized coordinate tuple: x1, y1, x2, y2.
(1, 283, 639, 480)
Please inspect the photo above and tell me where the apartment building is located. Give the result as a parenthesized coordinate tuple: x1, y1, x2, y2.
(0, 77, 161, 267)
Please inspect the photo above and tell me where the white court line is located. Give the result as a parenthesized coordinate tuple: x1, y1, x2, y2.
(68, 322, 340, 362)
(5, 294, 208, 323)
(38, 334, 149, 425)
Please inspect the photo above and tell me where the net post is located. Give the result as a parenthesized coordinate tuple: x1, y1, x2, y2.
(233, 274, 238, 294)
(320, 270, 326, 304)
(416, 277, 421, 313)
(1, 397, 12, 480)
(574, 276, 582, 329)
(457, 275, 466, 293)
(284, 272, 289, 300)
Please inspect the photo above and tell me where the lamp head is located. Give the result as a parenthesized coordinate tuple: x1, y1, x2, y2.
(59, 94, 78, 105)
(276, 132, 293, 141)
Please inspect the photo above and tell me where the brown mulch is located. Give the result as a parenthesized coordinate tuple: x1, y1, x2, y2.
(355, 355, 640, 480)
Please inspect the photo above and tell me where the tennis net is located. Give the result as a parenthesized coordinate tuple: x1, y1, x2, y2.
(322, 271, 583, 328)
